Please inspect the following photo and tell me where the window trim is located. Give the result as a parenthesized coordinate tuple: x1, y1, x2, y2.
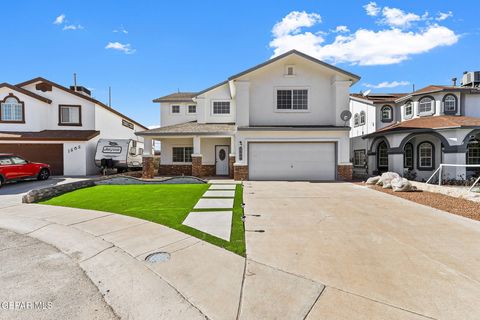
(377, 141, 389, 170)
(404, 100, 413, 119)
(58, 104, 82, 126)
(359, 111, 366, 125)
(172, 146, 193, 163)
(284, 65, 295, 77)
(443, 94, 458, 115)
(404, 142, 414, 169)
(466, 138, 480, 165)
(187, 105, 197, 114)
(0, 94, 25, 123)
(211, 100, 231, 116)
(353, 149, 366, 167)
(170, 105, 181, 115)
(418, 96, 435, 116)
(417, 141, 435, 171)
(380, 105, 393, 123)
(274, 87, 310, 113)
(353, 113, 359, 127)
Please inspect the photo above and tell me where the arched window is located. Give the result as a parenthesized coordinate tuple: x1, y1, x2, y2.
(377, 141, 389, 170)
(381, 105, 393, 122)
(418, 142, 434, 170)
(0, 95, 24, 123)
(404, 142, 414, 169)
(467, 138, 480, 165)
(418, 97, 434, 115)
(354, 113, 359, 127)
(360, 111, 366, 125)
(443, 94, 457, 114)
(404, 100, 413, 118)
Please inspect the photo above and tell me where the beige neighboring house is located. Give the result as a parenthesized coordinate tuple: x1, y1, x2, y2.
(137, 50, 360, 180)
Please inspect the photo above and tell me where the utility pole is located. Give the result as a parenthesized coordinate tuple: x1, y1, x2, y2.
(108, 86, 112, 107)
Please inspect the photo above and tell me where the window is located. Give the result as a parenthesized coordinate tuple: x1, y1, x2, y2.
(418, 97, 434, 114)
(354, 150, 366, 167)
(0, 96, 24, 123)
(443, 94, 457, 114)
(11, 156, 27, 164)
(404, 101, 413, 118)
(285, 65, 295, 76)
(418, 142, 434, 169)
(381, 105, 393, 122)
(467, 139, 480, 165)
(188, 105, 196, 114)
(212, 101, 230, 114)
(377, 141, 388, 169)
(276, 89, 308, 110)
(172, 147, 193, 163)
(59, 105, 81, 125)
(0, 156, 13, 165)
(171, 105, 180, 114)
(122, 119, 134, 129)
(404, 143, 414, 169)
(354, 114, 359, 127)
(360, 111, 366, 125)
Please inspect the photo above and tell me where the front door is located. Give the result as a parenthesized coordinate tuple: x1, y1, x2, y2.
(215, 145, 229, 176)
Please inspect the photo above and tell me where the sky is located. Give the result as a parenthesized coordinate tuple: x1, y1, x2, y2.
(2, 1, 479, 128)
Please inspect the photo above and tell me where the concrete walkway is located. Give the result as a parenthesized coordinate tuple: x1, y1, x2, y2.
(183, 182, 237, 241)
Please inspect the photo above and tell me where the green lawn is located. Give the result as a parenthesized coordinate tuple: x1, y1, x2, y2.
(41, 184, 246, 256)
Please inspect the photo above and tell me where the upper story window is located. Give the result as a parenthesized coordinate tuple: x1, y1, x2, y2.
(276, 89, 308, 111)
(418, 142, 434, 170)
(443, 94, 457, 114)
(404, 100, 413, 118)
(360, 111, 366, 125)
(284, 65, 295, 76)
(0, 95, 25, 123)
(353, 114, 359, 127)
(171, 105, 180, 114)
(380, 105, 393, 122)
(212, 101, 230, 114)
(59, 105, 81, 126)
(188, 105, 196, 114)
(418, 96, 434, 115)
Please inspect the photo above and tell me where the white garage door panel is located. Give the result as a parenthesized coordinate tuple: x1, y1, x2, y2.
(249, 142, 336, 180)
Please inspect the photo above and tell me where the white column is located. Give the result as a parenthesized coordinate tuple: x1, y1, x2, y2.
(143, 137, 153, 156)
(193, 136, 201, 155)
(230, 136, 235, 155)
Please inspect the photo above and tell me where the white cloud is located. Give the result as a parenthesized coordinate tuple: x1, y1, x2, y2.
(105, 42, 136, 54)
(381, 7, 421, 28)
(148, 125, 160, 129)
(436, 11, 453, 21)
(113, 25, 129, 34)
(364, 2, 380, 16)
(269, 7, 459, 66)
(334, 25, 350, 33)
(63, 24, 84, 31)
(364, 81, 410, 88)
(53, 14, 65, 25)
(272, 11, 321, 37)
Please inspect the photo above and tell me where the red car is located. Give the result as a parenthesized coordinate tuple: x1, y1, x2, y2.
(0, 153, 50, 188)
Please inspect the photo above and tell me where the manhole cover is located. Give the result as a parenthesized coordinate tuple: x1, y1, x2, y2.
(145, 252, 171, 263)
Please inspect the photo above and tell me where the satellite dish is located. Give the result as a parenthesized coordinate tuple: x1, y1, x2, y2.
(363, 89, 371, 96)
(340, 110, 352, 122)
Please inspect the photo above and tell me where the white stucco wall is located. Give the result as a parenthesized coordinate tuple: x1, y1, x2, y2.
(196, 83, 235, 124)
(160, 137, 193, 165)
(160, 102, 197, 127)
(465, 94, 480, 118)
(200, 137, 231, 165)
(349, 98, 376, 138)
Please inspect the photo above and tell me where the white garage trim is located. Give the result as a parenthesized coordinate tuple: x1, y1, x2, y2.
(248, 141, 338, 181)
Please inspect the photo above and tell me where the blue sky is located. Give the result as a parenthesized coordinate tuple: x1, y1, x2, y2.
(2, 1, 479, 128)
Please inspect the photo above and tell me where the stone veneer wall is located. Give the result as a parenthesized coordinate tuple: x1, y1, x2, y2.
(229, 156, 235, 179)
(234, 164, 248, 181)
(337, 164, 353, 181)
(191, 156, 202, 177)
(158, 165, 192, 176)
(142, 156, 155, 179)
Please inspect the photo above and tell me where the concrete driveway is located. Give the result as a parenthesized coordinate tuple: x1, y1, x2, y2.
(243, 181, 480, 320)
(0, 177, 87, 208)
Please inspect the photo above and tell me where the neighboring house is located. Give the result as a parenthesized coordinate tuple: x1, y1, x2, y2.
(350, 72, 480, 181)
(0, 78, 146, 175)
(137, 50, 360, 181)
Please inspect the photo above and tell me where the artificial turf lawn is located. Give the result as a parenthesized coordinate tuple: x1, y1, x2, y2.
(41, 184, 246, 256)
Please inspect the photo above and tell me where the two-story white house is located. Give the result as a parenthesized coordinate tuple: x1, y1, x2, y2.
(350, 72, 480, 181)
(0, 77, 146, 176)
(137, 50, 360, 181)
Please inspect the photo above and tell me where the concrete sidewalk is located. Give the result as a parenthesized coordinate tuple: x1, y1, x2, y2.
(0, 203, 244, 320)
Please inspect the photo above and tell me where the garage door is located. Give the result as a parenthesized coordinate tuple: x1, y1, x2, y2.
(249, 142, 336, 181)
(0, 144, 64, 175)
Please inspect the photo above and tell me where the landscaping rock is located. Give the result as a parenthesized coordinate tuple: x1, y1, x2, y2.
(366, 176, 381, 185)
(391, 178, 416, 192)
(22, 180, 95, 203)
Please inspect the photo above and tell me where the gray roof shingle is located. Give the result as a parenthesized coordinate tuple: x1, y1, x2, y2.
(136, 121, 236, 136)
(152, 92, 197, 103)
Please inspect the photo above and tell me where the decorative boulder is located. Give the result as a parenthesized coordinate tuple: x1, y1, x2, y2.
(380, 172, 401, 186)
(391, 177, 416, 192)
(366, 176, 381, 185)
(382, 182, 392, 189)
